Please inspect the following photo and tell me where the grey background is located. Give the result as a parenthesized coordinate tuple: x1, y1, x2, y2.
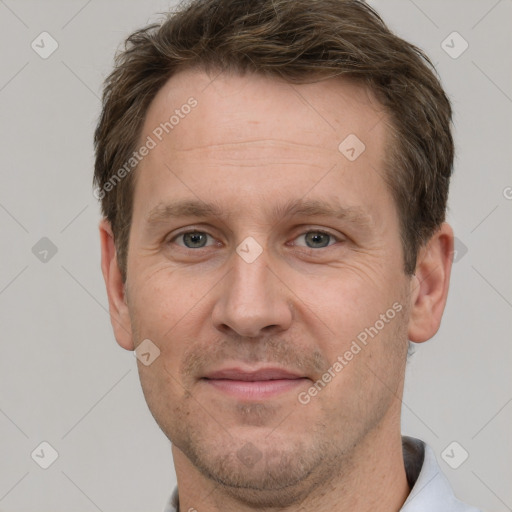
(0, 0, 510, 510)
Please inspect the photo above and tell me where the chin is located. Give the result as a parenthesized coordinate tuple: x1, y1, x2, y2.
(173, 428, 342, 508)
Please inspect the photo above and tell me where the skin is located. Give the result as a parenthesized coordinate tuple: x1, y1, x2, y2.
(100, 68, 454, 512)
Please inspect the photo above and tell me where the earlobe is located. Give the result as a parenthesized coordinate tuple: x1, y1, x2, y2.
(99, 219, 134, 351)
(407, 223, 454, 343)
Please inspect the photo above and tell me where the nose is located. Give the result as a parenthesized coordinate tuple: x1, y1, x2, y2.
(211, 245, 293, 338)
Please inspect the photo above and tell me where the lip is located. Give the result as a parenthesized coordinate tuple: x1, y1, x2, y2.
(203, 367, 303, 381)
(201, 367, 308, 400)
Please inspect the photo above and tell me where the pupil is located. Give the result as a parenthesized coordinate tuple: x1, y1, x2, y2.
(307, 232, 328, 248)
(185, 233, 205, 247)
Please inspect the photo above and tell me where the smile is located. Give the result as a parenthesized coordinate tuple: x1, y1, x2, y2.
(201, 367, 309, 400)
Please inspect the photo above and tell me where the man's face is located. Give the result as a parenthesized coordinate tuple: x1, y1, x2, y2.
(121, 69, 413, 501)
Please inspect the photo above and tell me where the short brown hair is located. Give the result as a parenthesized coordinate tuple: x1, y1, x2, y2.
(94, 0, 454, 282)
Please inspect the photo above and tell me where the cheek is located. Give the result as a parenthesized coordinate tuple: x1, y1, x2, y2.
(295, 270, 391, 342)
(130, 268, 199, 332)
(130, 274, 199, 416)
(129, 268, 219, 381)
(295, 267, 408, 400)
(308, 300, 409, 434)
(136, 359, 189, 443)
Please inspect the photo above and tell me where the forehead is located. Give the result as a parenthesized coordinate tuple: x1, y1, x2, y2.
(132, 67, 394, 228)
(143, 67, 387, 151)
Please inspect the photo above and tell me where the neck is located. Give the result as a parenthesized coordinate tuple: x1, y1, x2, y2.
(172, 417, 410, 512)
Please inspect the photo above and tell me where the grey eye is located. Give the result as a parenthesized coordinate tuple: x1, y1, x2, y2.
(297, 231, 336, 249)
(181, 232, 210, 248)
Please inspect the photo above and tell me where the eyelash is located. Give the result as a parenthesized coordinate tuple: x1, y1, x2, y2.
(167, 229, 343, 250)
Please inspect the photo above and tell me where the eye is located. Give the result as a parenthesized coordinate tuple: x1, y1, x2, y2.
(167, 229, 342, 251)
(170, 231, 216, 249)
(293, 230, 340, 249)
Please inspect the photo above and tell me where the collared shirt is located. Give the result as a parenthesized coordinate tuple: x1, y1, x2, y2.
(163, 436, 482, 512)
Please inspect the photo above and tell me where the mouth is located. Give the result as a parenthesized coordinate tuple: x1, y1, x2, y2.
(201, 367, 309, 400)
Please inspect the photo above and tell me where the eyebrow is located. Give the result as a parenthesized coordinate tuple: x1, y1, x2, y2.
(145, 198, 373, 229)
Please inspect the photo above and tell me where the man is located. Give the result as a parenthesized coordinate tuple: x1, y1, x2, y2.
(94, 0, 482, 510)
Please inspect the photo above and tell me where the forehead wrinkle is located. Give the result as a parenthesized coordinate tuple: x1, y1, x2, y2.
(197, 161, 331, 169)
(170, 138, 339, 154)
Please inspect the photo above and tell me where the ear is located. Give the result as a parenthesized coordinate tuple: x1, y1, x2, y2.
(99, 219, 134, 350)
(407, 222, 454, 343)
